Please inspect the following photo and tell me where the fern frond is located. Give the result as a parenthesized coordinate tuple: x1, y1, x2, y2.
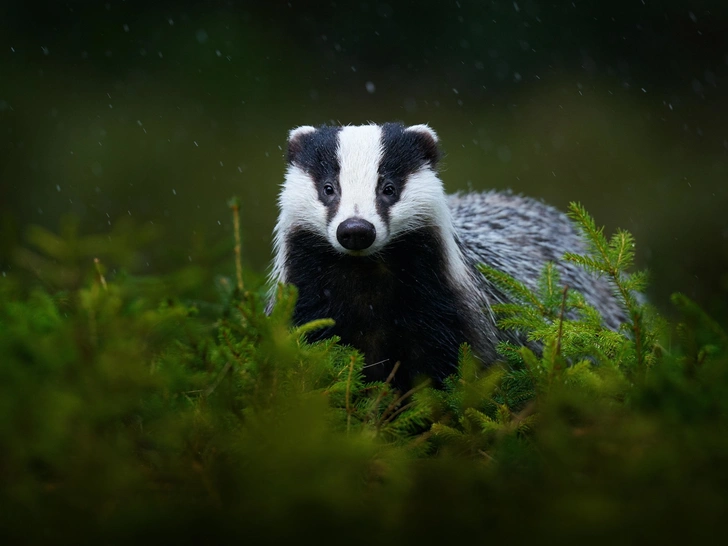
(567, 202, 611, 262)
(464, 407, 502, 434)
(562, 253, 606, 275)
(431, 423, 465, 441)
(292, 318, 336, 337)
(609, 229, 636, 271)
(478, 263, 542, 308)
(621, 270, 650, 294)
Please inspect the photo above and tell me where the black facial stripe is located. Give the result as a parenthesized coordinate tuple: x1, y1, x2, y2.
(287, 125, 342, 221)
(377, 123, 440, 223)
(322, 178, 341, 223)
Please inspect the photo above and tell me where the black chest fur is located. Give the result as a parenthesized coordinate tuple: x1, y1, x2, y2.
(285, 228, 470, 390)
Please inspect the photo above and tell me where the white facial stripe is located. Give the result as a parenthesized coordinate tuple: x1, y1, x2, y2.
(270, 163, 329, 286)
(336, 124, 382, 221)
(328, 125, 388, 253)
(389, 167, 471, 289)
(278, 164, 328, 234)
(388, 167, 443, 234)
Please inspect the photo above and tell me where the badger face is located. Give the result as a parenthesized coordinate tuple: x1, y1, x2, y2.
(277, 123, 442, 258)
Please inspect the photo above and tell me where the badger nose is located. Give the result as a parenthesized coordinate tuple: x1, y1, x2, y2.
(336, 218, 376, 251)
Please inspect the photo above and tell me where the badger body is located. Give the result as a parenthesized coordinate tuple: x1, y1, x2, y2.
(270, 123, 626, 390)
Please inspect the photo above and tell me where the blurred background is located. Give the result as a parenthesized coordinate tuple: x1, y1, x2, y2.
(1, 0, 726, 319)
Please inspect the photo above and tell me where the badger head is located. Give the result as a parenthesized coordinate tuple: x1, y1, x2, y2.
(272, 123, 446, 279)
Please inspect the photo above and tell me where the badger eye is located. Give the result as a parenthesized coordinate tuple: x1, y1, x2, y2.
(323, 183, 335, 196)
(382, 183, 396, 197)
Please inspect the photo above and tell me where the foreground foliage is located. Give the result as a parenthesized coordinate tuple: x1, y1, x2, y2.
(1, 204, 727, 545)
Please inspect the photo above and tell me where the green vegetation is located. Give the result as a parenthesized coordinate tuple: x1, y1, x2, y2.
(1, 204, 727, 545)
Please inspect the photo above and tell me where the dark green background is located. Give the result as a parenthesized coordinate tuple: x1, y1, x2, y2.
(1, 0, 727, 317)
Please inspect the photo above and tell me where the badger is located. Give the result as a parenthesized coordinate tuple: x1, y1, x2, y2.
(269, 122, 626, 390)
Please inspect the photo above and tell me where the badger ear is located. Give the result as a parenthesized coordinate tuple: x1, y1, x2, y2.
(405, 124, 440, 166)
(287, 125, 316, 164)
(406, 124, 438, 143)
(288, 125, 316, 142)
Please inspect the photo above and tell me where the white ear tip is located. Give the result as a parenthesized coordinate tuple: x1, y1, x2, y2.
(288, 125, 316, 141)
(406, 124, 438, 142)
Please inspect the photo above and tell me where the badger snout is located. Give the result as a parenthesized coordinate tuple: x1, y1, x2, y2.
(336, 218, 376, 251)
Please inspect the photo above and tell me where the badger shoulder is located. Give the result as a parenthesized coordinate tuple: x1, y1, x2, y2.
(448, 190, 582, 268)
(447, 190, 627, 330)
